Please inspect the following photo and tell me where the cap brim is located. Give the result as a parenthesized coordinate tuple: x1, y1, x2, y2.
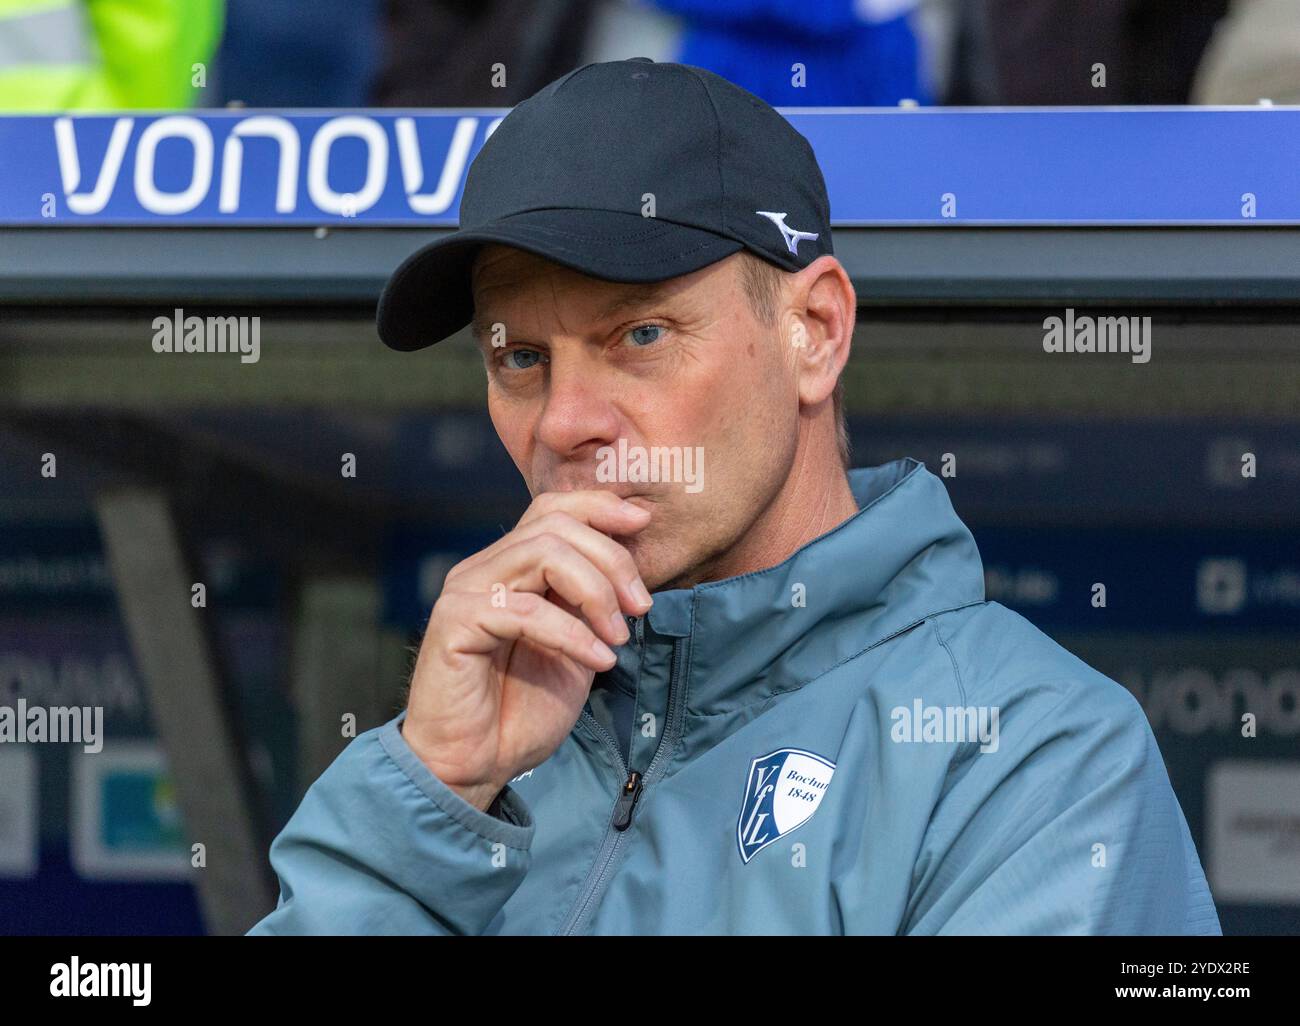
(376, 208, 744, 352)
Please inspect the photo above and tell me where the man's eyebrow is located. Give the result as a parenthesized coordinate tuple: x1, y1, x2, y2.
(470, 281, 676, 346)
(590, 281, 674, 322)
(469, 315, 496, 345)
(469, 313, 520, 351)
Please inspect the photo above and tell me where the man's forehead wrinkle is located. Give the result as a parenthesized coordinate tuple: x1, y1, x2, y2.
(470, 245, 544, 314)
(470, 259, 544, 343)
(545, 269, 577, 340)
(469, 278, 522, 344)
(588, 273, 705, 324)
(593, 283, 663, 323)
(471, 249, 708, 345)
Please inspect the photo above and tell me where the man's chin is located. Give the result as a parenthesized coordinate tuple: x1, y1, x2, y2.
(612, 533, 675, 595)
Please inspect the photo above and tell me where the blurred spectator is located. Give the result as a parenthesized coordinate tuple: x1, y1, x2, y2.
(0, 0, 223, 111)
(215, 0, 380, 107)
(374, 0, 598, 107)
(373, 0, 925, 109)
(1192, 0, 1300, 103)
(945, 0, 1229, 104)
(588, 0, 929, 105)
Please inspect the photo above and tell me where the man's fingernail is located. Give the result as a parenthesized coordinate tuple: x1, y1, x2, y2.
(592, 639, 616, 662)
(630, 579, 652, 607)
(621, 500, 650, 516)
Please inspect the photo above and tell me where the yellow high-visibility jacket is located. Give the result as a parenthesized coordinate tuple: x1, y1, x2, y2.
(0, 0, 223, 111)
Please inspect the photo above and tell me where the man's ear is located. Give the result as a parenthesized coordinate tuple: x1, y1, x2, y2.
(784, 255, 855, 408)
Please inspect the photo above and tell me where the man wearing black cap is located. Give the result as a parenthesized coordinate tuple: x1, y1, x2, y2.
(248, 59, 1219, 936)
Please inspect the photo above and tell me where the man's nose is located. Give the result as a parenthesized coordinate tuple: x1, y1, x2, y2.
(534, 358, 622, 458)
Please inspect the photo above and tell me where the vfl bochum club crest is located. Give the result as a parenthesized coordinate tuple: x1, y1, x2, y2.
(736, 748, 836, 864)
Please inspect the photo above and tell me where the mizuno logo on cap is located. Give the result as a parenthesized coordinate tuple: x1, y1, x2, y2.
(755, 211, 819, 256)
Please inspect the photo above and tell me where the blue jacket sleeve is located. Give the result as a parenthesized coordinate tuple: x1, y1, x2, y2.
(903, 679, 1222, 935)
(649, 0, 865, 36)
(247, 711, 535, 935)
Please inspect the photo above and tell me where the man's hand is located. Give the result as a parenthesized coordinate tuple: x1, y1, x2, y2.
(400, 491, 654, 811)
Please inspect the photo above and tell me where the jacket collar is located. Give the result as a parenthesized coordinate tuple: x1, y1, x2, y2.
(605, 458, 986, 716)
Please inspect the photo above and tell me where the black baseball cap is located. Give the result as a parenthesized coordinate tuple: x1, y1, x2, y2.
(377, 57, 834, 352)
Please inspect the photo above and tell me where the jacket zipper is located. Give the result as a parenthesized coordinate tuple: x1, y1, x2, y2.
(557, 614, 685, 935)
(611, 770, 643, 830)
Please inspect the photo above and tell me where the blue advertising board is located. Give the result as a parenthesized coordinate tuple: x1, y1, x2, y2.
(1, 108, 1297, 226)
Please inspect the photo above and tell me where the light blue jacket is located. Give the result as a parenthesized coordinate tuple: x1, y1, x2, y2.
(248, 459, 1222, 935)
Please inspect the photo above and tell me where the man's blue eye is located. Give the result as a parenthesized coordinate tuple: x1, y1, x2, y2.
(629, 325, 663, 346)
(503, 349, 542, 370)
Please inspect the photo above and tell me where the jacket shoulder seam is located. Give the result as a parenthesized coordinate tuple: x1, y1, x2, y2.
(928, 616, 968, 708)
